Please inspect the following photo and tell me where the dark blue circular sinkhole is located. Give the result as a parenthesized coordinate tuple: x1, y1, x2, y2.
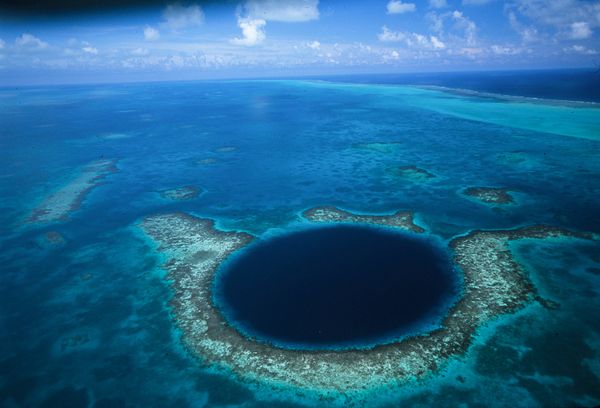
(213, 225, 458, 350)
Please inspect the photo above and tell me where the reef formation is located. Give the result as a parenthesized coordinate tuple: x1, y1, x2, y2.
(140, 207, 592, 399)
(215, 146, 237, 153)
(160, 185, 202, 201)
(29, 159, 117, 223)
(393, 165, 436, 182)
(463, 186, 514, 205)
(302, 206, 424, 233)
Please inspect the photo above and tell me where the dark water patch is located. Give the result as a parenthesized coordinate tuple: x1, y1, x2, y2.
(214, 225, 457, 349)
(40, 386, 89, 408)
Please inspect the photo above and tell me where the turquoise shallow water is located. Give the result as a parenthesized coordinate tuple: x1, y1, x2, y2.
(0, 75, 599, 407)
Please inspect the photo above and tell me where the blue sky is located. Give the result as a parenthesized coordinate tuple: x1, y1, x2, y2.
(1, 0, 599, 84)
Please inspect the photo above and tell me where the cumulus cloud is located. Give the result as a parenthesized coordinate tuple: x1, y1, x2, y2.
(64, 39, 98, 55)
(307, 40, 321, 49)
(132, 47, 150, 56)
(162, 3, 204, 30)
(491, 44, 523, 55)
(427, 11, 444, 33)
(429, 0, 447, 8)
(564, 44, 597, 54)
(386, 1, 416, 14)
(144, 26, 160, 41)
(430, 35, 446, 49)
(231, 17, 266, 46)
(15, 33, 48, 49)
(462, 0, 494, 5)
(242, 0, 319, 22)
(451, 10, 477, 45)
(383, 49, 401, 61)
(426, 10, 478, 46)
(508, 11, 538, 42)
(232, 0, 319, 46)
(378, 26, 445, 49)
(82, 46, 98, 54)
(509, 0, 600, 41)
(569, 22, 592, 39)
(378, 26, 405, 42)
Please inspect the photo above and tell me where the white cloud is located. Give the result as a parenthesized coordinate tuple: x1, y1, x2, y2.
(132, 48, 150, 56)
(386, 1, 416, 14)
(232, 0, 319, 46)
(451, 10, 477, 45)
(307, 40, 321, 50)
(231, 17, 266, 46)
(144, 26, 160, 41)
(82, 46, 98, 54)
(456, 47, 484, 58)
(15, 33, 48, 49)
(569, 22, 592, 39)
(0, 38, 5, 49)
(426, 10, 478, 46)
(242, 0, 319, 22)
(378, 26, 406, 42)
(512, 0, 600, 27)
(508, 11, 538, 42)
(426, 11, 445, 33)
(162, 3, 204, 30)
(378, 26, 446, 50)
(429, 0, 447, 8)
(510, 0, 600, 41)
(462, 0, 494, 5)
(564, 44, 597, 54)
(430, 35, 446, 49)
(383, 50, 401, 61)
(491, 44, 523, 55)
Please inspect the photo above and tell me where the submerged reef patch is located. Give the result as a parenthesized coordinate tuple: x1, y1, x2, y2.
(160, 185, 202, 201)
(196, 158, 218, 165)
(215, 146, 237, 153)
(42, 231, 66, 246)
(140, 207, 593, 399)
(463, 186, 514, 205)
(392, 165, 436, 182)
(29, 159, 118, 223)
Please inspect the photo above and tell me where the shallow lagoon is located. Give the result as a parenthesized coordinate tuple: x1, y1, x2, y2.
(1, 75, 599, 407)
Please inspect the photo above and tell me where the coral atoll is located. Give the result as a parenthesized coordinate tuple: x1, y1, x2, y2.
(140, 207, 592, 401)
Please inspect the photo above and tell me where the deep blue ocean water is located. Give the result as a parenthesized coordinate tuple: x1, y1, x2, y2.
(1, 69, 599, 407)
(316, 68, 600, 103)
(214, 225, 456, 349)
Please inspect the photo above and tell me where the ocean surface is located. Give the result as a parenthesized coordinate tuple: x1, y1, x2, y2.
(1, 69, 600, 407)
